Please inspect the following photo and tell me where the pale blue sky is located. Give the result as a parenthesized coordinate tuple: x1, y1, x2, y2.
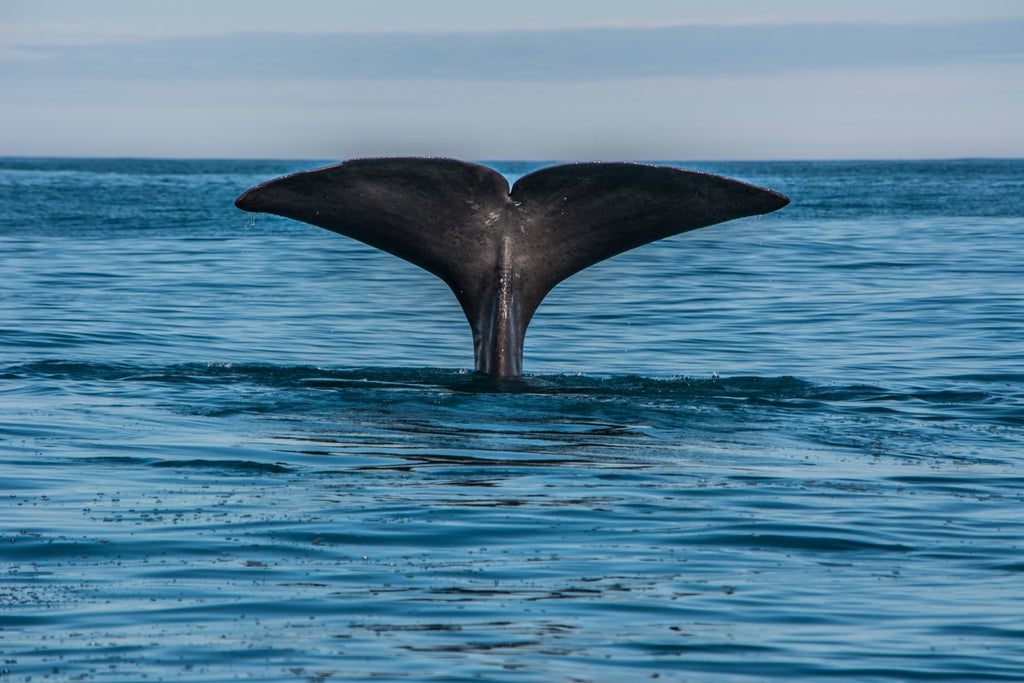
(2, 0, 1022, 159)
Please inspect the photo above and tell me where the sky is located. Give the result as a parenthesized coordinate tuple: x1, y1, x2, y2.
(1, 0, 1022, 160)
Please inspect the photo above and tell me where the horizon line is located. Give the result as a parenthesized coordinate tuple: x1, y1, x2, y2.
(2, 154, 1022, 163)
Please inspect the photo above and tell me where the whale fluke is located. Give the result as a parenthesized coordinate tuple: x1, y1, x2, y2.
(235, 157, 789, 377)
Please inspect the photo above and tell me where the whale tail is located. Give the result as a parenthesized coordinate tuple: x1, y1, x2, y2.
(235, 158, 789, 376)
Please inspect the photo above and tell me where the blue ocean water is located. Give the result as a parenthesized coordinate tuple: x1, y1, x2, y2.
(1, 157, 1022, 682)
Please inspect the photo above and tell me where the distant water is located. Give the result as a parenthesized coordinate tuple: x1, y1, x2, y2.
(2, 158, 1022, 682)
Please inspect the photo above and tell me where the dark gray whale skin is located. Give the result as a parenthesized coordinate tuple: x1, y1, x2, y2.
(235, 157, 789, 377)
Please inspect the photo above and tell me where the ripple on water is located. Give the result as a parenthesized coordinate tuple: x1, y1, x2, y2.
(3, 159, 1024, 681)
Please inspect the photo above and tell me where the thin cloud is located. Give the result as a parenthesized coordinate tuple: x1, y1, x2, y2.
(4, 20, 1022, 82)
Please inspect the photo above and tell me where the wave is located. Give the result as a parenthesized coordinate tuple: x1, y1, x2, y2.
(4, 359, 1021, 428)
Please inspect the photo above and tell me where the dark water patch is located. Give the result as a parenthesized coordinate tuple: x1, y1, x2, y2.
(150, 458, 293, 474)
(13, 359, 1014, 418)
(886, 474, 1024, 490)
(9, 357, 1003, 408)
(683, 529, 913, 554)
(80, 455, 160, 468)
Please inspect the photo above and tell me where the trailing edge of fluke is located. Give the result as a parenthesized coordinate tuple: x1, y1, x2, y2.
(235, 157, 789, 377)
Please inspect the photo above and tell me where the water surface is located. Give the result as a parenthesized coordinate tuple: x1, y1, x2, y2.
(2, 158, 1023, 681)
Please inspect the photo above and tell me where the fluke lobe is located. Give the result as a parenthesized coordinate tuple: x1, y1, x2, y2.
(235, 157, 789, 377)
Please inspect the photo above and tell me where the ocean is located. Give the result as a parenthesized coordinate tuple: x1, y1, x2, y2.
(1, 157, 1022, 682)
